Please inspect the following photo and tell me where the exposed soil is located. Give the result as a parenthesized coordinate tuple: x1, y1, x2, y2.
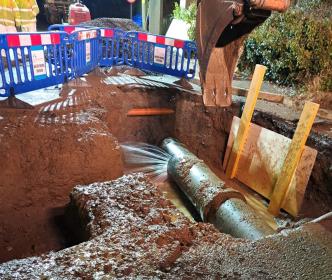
(0, 173, 331, 279)
(295, 90, 332, 111)
(0, 67, 331, 266)
(173, 91, 332, 217)
(0, 69, 175, 263)
(0, 99, 123, 262)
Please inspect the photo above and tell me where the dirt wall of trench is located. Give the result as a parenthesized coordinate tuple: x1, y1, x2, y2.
(0, 71, 177, 263)
(0, 108, 123, 263)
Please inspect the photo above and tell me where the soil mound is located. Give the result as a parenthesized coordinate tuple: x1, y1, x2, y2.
(80, 17, 143, 31)
(0, 174, 331, 279)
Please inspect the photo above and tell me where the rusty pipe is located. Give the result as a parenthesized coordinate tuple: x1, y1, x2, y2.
(249, 0, 290, 12)
(162, 138, 275, 240)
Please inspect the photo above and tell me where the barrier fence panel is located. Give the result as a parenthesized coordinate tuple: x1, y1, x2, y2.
(0, 31, 70, 97)
(124, 32, 198, 79)
(0, 27, 198, 97)
(49, 25, 198, 78)
(70, 29, 100, 77)
(50, 24, 124, 68)
(99, 28, 125, 66)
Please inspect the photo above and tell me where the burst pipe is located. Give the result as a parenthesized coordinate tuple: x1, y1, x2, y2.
(161, 138, 275, 240)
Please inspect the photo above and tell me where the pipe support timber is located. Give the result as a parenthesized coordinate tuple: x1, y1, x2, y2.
(162, 138, 275, 240)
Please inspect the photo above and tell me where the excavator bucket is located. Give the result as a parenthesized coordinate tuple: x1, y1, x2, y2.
(197, 0, 290, 107)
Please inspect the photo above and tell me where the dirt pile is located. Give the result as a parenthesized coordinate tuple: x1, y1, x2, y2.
(80, 17, 143, 31)
(0, 104, 123, 263)
(0, 173, 331, 279)
(104, 65, 146, 77)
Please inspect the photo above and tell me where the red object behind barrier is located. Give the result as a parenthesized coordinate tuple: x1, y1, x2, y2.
(68, 3, 91, 25)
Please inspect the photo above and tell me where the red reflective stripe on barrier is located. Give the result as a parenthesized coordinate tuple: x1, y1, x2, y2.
(64, 26, 75, 33)
(31, 34, 41, 46)
(156, 36, 165, 45)
(138, 33, 147, 41)
(174, 40, 185, 48)
(7, 34, 61, 47)
(101, 29, 114, 38)
(106, 29, 114, 37)
(7, 35, 20, 47)
(51, 34, 61, 45)
(137, 33, 185, 48)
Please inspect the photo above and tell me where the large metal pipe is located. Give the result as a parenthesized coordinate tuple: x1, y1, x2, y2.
(162, 138, 275, 240)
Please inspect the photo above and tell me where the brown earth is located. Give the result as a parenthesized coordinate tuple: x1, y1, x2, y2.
(0, 173, 331, 279)
(0, 69, 175, 263)
(290, 90, 332, 111)
(0, 67, 331, 264)
(0, 97, 124, 262)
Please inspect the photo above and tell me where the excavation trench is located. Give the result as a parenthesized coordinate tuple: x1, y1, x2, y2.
(0, 68, 331, 266)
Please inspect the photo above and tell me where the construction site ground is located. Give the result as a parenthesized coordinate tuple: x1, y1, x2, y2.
(0, 68, 331, 275)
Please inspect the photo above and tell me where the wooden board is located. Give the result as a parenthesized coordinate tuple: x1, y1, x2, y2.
(232, 86, 284, 103)
(225, 64, 266, 178)
(223, 116, 318, 217)
(268, 101, 319, 215)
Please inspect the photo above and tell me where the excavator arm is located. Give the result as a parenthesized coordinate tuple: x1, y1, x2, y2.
(196, 0, 290, 107)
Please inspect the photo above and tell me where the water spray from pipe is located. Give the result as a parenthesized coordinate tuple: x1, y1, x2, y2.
(121, 142, 171, 183)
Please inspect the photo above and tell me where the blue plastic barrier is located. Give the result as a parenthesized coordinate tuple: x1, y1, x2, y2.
(0, 31, 70, 97)
(49, 24, 124, 67)
(99, 28, 125, 67)
(124, 32, 197, 79)
(133, 15, 143, 28)
(0, 26, 198, 97)
(70, 28, 100, 77)
(48, 24, 87, 34)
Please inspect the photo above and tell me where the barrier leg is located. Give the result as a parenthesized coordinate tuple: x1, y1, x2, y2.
(0, 88, 34, 109)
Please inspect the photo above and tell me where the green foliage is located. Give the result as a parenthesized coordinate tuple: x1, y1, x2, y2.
(172, 3, 197, 40)
(239, 0, 332, 90)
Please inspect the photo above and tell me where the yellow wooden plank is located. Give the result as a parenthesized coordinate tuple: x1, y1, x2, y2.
(268, 101, 320, 216)
(224, 116, 317, 217)
(225, 64, 267, 178)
